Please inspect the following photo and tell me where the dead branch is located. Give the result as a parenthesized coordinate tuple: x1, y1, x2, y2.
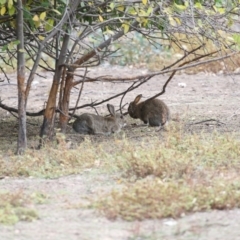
(147, 47, 224, 101)
(69, 68, 87, 120)
(188, 119, 225, 126)
(68, 51, 238, 86)
(69, 76, 149, 111)
(119, 81, 137, 114)
(0, 101, 45, 116)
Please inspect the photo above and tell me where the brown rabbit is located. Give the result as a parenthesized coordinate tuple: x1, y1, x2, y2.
(128, 94, 170, 127)
(73, 104, 126, 135)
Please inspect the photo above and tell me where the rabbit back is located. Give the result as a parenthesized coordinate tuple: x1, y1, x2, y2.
(128, 95, 170, 126)
(73, 105, 125, 135)
(72, 113, 96, 134)
(141, 99, 170, 126)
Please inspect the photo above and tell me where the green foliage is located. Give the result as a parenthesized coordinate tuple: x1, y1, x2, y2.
(1, 0, 239, 68)
(109, 32, 170, 66)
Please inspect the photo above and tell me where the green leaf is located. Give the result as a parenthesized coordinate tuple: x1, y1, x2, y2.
(147, 6, 153, 16)
(40, 12, 46, 21)
(99, 15, 103, 22)
(8, 6, 15, 16)
(0, 6, 6, 15)
(128, 7, 137, 15)
(32, 14, 39, 21)
(116, 5, 124, 12)
(233, 34, 240, 45)
(60, 0, 67, 4)
(45, 19, 54, 32)
(0, 0, 7, 4)
(174, 17, 181, 25)
(12, 40, 20, 45)
(217, 8, 225, 14)
(194, 2, 202, 9)
(8, 0, 13, 9)
(38, 36, 45, 41)
(2, 44, 8, 51)
(139, 9, 148, 17)
(51, 9, 61, 15)
(174, 2, 188, 12)
(122, 23, 130, 34)
(109, 2, 115, 10)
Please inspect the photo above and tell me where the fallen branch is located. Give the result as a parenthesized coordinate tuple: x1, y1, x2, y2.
(188, 119, 225, 126)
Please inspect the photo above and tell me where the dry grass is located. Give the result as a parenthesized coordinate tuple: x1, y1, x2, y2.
(0, 191, 45, 224)
(1, 122, 240, 221)
(0, 136, 101, 178)
(93, 179, 240, 221)
(88, 127, 240, 220)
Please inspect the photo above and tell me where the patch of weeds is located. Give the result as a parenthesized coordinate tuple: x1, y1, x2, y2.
(89, 131, 240, 221)
(110, 132, 240, 180)
(0, 191, 40, 225)
(31, 192, 48, 204)
(0, 137, 103, 178)
(94, 178, 240, 221)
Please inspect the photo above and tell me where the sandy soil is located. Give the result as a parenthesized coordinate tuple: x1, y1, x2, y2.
(1, 65, 240, 240)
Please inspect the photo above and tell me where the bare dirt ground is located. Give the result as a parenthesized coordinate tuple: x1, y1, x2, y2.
(1, 65, 240, 240)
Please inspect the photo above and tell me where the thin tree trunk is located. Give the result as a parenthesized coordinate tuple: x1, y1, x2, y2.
(40, 0, 81, 139)
(16, 0, 27, 154)
(40, 34, 70, 140)
(59, 67, 72, 133)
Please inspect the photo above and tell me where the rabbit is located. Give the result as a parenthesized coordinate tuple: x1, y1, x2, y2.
(128, 94, 170, 127)
(72, 104, 126, 135)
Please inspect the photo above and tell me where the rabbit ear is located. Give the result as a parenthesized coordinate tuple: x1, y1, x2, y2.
(134, 94, 143, 104)
(107, 104, 116, 116)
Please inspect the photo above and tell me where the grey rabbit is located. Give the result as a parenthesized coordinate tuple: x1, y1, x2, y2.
(128, 94, 170, 127)
(73, 104, 126, 135)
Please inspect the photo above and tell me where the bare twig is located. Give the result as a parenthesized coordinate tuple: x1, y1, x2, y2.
(188, 119, 225, 126)
(147, 47, 222, 101)
(69, 67, 87, 120)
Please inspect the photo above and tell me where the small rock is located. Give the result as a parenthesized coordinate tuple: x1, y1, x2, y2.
(178, 82, 187, 88)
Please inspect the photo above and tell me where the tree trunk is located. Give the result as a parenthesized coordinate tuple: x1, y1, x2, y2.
(59, 70, 73, 133)
(39, 0, 81, 141)
(40, 34, 70, 140)
(16, 0, 27, 154)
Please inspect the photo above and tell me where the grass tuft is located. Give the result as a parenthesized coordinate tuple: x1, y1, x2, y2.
(89, 129, 240, 220)
(0, 137, 102, 178)
(0, 191, 40, 225)
(94, 178, 240, 221)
